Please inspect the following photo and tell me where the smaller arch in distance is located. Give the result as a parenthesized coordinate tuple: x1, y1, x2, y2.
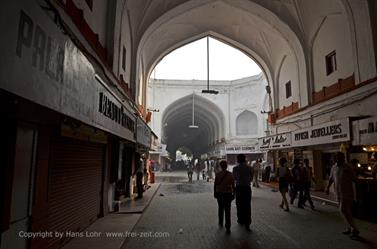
(236, 110, 258, 136)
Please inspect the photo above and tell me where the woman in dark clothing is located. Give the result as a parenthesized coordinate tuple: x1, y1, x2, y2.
(276, 157, 291, 212)
(214, 160, 235, 234)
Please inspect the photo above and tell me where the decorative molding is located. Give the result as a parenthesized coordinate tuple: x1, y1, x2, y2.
(64, 0, 108, 62)
(312, 74, 355, 104)
(269, 75, 377, 123)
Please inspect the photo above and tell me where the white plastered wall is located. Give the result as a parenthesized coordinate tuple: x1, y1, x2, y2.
(312, 14, 354, 91)
(278, 55, 300, 108)
(112, 0, 132, 82)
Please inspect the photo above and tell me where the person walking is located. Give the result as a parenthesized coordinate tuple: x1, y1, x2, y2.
(253, 158, 261, 188)
(301, 158, 315, 209)
(195, 160, 201, 181)
(265, 163, 271, 183)
(136, 157, 144, 199)
(326, 152, 359, 238)
(232, 154, 254, 231)
(289, 159, 304, 208)
(277, 157, 291, 212)
(214, 160, 235, 234)
(187, 162, 193, 183)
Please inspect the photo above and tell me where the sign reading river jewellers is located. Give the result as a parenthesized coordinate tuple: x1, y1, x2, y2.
(258, 133, 292, 151)
(291, 118, 350, 147)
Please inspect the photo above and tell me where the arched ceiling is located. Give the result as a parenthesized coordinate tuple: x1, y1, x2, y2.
(125, 0, 352, 108)
(141, 0, 304, 75)
(161, 93, 225, 156)
(134, 0, 308, 105)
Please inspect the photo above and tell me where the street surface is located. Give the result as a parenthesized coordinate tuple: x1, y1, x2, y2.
(121, 171, 377, 249)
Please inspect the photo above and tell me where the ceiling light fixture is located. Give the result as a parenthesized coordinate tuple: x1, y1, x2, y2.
(189, 92, 199, 129)
(202, 37, 219, 95)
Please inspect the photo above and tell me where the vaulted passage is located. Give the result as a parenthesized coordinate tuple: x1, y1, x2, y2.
(161, 93, 225, 158)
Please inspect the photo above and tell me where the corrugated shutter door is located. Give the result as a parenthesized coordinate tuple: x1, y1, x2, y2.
(48, 138, 104, 249)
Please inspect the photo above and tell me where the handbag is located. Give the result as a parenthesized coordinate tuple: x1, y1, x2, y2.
(214, 172, 228, 199)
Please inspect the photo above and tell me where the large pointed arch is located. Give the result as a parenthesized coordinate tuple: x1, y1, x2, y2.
(135, 0, 307, 110)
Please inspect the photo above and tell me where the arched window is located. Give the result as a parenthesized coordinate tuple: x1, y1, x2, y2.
(236, 111, 258, 135)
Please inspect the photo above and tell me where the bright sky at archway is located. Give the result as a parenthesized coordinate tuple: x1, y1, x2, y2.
(151, 37, 262, 81)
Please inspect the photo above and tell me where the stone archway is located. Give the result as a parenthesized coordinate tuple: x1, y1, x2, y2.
(161, 93, 225, 156)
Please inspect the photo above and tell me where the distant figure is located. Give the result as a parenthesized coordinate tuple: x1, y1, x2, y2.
(136, 157, 144, 198)
(232, 154, 254, 231)
(265, 163, 271, 183)
(207, 160, 213, 181)
(277, 157, 291, 212)
(253, 158, 261, 188)
(326, 152, 359, 238)
(143, 160, 149, 187)
(201, 161, 206, 180)
(301, 158, 315, 210)
(214, 160, 235, 234)
(187, 162, 193, 182)
(195, 160, 201, 180)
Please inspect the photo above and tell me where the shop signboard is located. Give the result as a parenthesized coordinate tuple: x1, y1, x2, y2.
(291, 118, 350, 147)
(0, 1, 136, 141)
(352, 117, 377, 145)
(137, 117, 152, 148)
(225, 145, 258, 154)
(258, 133, 292, 151)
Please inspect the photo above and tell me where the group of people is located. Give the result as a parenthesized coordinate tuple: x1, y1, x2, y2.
(214, 152, 361, 238)
(290, 158, 315, 209)
(188, 159, 215, 182)
(276, 152, 360, 238)
(214, 154, 253, 233)
(276, 157, 315, 212)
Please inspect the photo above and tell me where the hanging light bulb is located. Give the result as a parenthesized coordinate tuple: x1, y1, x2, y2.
(202, 36, 218, 95)
(189, 93, 199, 128)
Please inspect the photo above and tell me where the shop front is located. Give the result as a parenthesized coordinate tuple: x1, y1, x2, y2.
(291, 118, 351, 190)
(134, 117, 152, 192)
(351, 117, 377, 221)
(0, 1, 137, 248)
(258, 132, 293, 181)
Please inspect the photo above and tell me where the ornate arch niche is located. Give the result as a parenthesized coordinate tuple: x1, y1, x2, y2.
(236, 110, 258, 136)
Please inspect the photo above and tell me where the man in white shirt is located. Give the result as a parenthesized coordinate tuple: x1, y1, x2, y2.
(326, 152, 359, 238)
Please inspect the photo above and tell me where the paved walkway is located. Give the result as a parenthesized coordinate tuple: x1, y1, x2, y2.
(62, 183, 160, 249)
(62, 171, 377, 249)
(117, 183, 161, 213)
(121, 171, 377, 249)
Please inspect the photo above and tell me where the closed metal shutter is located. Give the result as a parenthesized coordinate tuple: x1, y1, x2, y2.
(48, 138, 104, 249)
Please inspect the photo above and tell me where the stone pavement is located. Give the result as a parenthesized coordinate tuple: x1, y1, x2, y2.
(62, 183, 160, 249)
(121, 171, 377, 249)
(117, 183, 161, 213)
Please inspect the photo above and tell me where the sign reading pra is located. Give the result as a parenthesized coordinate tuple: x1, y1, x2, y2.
(16, 10, 64, 84)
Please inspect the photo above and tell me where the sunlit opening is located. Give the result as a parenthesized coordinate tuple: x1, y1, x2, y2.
(151, 37, 261, 80)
